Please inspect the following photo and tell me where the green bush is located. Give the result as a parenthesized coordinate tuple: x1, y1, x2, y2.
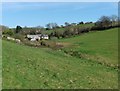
(2, 29, 14, 36)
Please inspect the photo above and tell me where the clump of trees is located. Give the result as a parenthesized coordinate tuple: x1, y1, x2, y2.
(46, 23, 59, 30)
(78, 21, 84, 25)
(92, 15, 119, 31)
(49, 25, 91, 39)
(49, 15, 119, 39)
(110, 15, 118, 26)
(2, 29, 14, 36)
(96, 16, 111, 28)
(15, 26, 44, 35)
(1, 25, 15, 36)
(15, 25, 22, 33)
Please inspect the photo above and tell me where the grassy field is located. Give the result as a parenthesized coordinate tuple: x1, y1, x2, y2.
(58, 28, 118, 68)
(2, 28, 118, 89)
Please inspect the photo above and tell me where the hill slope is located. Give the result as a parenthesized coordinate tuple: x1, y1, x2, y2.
(2, 28, 118, 89)
(58, 28, 118, 68)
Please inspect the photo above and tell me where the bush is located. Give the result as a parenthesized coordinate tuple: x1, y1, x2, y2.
(2, 29, 14, 36)
(63, 27, 74, 37)
(40, 40, 49, 47)
(54, 30, 63, 39)
(13, 34, 24, 41)
(41, 41, 46, 46)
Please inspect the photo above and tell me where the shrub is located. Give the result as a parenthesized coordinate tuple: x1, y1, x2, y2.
(13, 34, 24, 41)
(41, 41, 46, 46)
(2, 29, 14, 36)
(54, 30, 63, 39)
(40, 40, 49, 47)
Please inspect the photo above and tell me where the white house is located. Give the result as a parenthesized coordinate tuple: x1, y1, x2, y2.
(41, 35, 49, 40)
(27, 34, 49, 41)
(31, 38, 36, 41)
(27, 34, 41, 41)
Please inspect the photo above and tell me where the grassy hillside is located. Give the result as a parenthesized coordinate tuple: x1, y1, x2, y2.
(2, 28, 118, 89)
(58, 28, 118, 68)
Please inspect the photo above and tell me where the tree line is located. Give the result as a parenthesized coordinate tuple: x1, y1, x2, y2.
(1, 15, 120, 39)
(49, 15, 119, 39)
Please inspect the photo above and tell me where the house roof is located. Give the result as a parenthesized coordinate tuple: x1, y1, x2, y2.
(27, 34, 48, 38)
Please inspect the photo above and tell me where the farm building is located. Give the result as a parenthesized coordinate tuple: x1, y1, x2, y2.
(41, 34, 49, 40)
(26, 34, 49, 41)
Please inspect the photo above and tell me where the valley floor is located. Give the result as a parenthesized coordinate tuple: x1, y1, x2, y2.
(2, 28, 118, 89)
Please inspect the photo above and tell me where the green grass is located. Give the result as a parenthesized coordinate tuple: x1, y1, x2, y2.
(2, 28, 118, 89)
(0, 39, 2, 90)
(58, 28, 118, 67)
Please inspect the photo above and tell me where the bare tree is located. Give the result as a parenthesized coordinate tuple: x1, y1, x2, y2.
(46, 23, 58, 30)
(110, 15, 118, 26)
(96, 16, 111, 28)
(64, 22, 70, 27)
